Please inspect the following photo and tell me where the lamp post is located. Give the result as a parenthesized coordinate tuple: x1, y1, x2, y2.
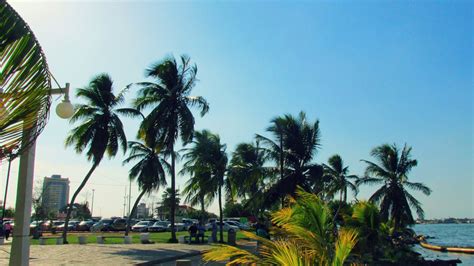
(10, 83, 73, 266)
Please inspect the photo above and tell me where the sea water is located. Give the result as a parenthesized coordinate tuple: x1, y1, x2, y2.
(413, 224, 474, 265)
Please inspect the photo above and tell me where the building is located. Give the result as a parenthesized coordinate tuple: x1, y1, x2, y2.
(136, 203, 149, 218)
(42, 174, 70, 214)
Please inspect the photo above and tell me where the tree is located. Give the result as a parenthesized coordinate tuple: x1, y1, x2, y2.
(257, 112, 323, 209)
(158, 188, 181, 221)
(204, 188, 358, 265)
(133, 55, 209, 242)
(181, 130, 227, 242)
(323, 154, 358, 219)
(63, 74, 128, 243)
(357, 144, 431, 230)
(227, 141, 268, 201)
(60, 203, 91, 220)
(181, 167, 213, 224)
(122, 140, 168, 236)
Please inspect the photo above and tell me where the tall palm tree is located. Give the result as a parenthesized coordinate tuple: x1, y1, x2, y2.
(227, 141, 268, 200)
(257, 112, 323, 209)
(63, 74, 128, 243)
(256, 117, 287, 207)
(323, 154, 358, 203)
(181, 130, 228, 242)
(357, 144, 431, 230)
(122, 140, 168, 236)
(133, 55, 209, 242)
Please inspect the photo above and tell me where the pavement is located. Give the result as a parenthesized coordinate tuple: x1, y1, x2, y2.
(0, 242, 226, 265)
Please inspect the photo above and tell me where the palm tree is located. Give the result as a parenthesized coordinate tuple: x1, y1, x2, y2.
(204, 188, 358, 265)
(159, 188, 181, 221)
(257, 112, 323, 209)
(357, 144, 431, 230)
(63, 74, 128, 243)
(181, 130, 228, 242)
(323, 154, 358, 219)
(181, 167, 213, 224)
(227, 141, 268, 200)
(133, 55, 209, 242)
(122, 140, 168, 236)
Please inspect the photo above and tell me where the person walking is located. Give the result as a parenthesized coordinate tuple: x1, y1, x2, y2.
(4, 222, 12, 241)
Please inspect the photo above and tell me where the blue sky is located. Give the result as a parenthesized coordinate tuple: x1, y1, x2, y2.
(4, 1, 473, 219)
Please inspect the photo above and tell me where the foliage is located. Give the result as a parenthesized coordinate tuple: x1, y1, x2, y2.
(255, 112, 324, 209)
(227, 141, 268, 202)
(157, 188, 180, 221)
(122, 139, 168, 235)
(133, 55, 209, 241)
(204, 188, 358, 266)
(181, 129, 228, 241)
(60, 203, 91, 220)
(223, 202, 252, 218)
(0, 2, 52, 160)
(357, 143, 431, 230)
(323, 154, 358, 203)
(62, 74, 128, 243)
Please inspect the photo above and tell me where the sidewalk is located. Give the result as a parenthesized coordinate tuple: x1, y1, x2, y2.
(0, 243, 215, 265)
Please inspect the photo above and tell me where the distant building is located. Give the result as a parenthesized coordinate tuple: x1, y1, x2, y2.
(42, 174, 70, 214)
(136, 203, 149, 218)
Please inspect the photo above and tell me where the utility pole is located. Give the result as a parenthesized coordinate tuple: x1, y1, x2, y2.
(91, 189, 95, 217)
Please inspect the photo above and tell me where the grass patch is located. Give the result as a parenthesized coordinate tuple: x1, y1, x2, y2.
(30, 231, 249, 245)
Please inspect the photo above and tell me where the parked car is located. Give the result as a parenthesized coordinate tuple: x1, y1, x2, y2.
(76, 220, 95, 231)
(167, 222, 186, 232)
(131, 220, 155, 232)
(225, 221, 250, 230)
(148, 221, 170, 232)
(57, 221, 80, 231)
(91, 219, 114, 232)
(110, 218, 127, 231)
(206, 221, 240, 232)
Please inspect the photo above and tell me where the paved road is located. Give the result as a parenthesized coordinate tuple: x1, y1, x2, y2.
(0, 243, 213, 265)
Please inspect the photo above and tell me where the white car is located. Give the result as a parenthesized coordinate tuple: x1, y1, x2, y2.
(206, 221, 240, 232)
(226, 221, 250, 230)
(131, 220, 155, 232)
(168, 223, 186, 232)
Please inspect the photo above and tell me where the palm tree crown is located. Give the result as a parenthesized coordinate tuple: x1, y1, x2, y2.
(357, 144, 431, 229)
(257, 112, 323, 208)
(323, 154, 358, 203)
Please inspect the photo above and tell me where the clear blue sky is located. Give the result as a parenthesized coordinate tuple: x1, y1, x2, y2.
(4, 1, 473, 219)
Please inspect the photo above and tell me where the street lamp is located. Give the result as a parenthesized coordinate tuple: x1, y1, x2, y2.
(10, 83, 74, 266)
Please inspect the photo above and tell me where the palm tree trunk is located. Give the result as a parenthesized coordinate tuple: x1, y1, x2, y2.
(218, 183, 224, 243)
(125, 190, 146, 236)
(62, 161, 99, 244)
(344, 186, 347, 203)
(279, 134, 284, 208)
(170, 150, 177, 242)
(200, 197, 205, 225)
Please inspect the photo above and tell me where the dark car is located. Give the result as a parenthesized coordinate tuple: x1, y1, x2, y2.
(148, 221, 170, 232)
(57, 221, 80, 231)
(76, 220, 95, 231)
(110, 219, 127, 231)
(91, 219, 114, 232)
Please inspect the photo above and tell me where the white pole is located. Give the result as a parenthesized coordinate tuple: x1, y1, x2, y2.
(10, 128, 36, 266)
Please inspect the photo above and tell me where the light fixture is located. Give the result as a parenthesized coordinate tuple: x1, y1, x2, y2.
(52, 83, 74, 119)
